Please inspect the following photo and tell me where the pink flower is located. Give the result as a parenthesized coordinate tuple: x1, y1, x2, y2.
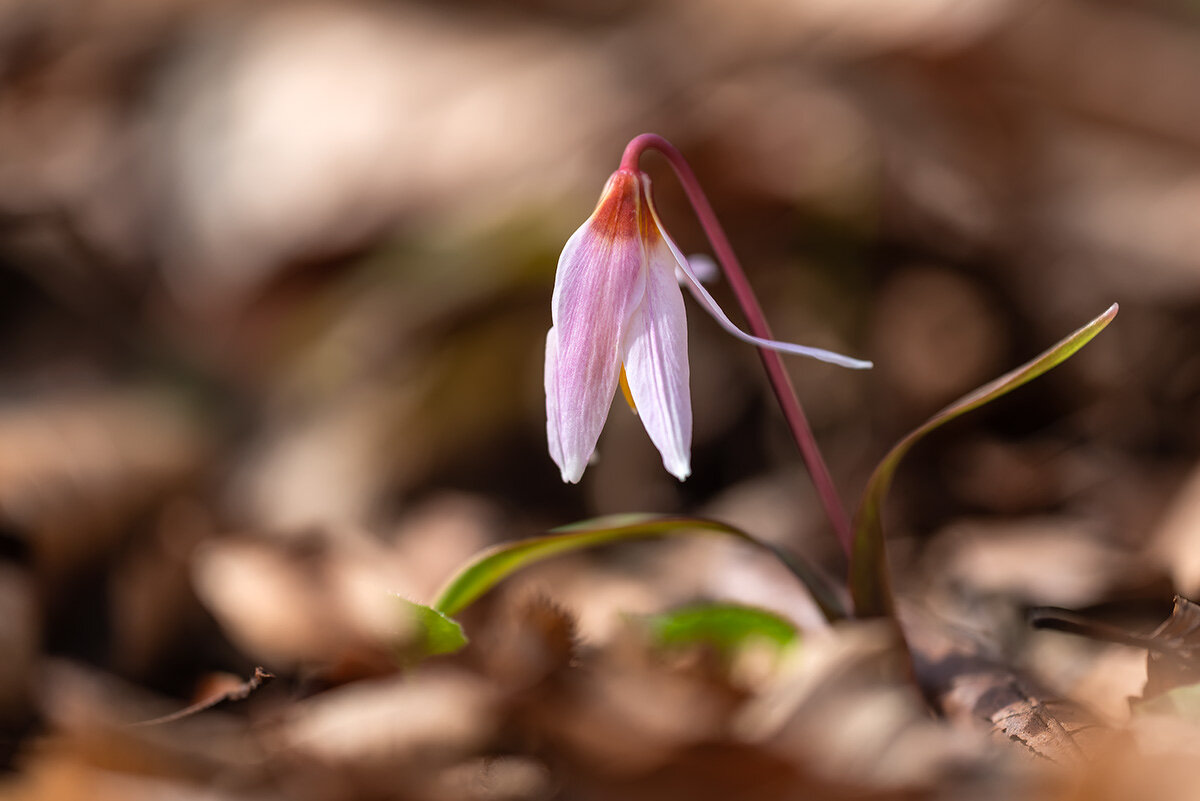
(546, 168, 870, 484)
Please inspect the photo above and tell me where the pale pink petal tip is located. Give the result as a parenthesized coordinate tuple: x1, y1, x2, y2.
(623, 242, 693, 484)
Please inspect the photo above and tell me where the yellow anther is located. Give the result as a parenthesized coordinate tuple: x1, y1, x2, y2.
(619, 366, 638, 414)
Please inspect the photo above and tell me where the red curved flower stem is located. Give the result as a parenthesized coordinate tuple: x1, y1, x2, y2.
(621, 133, 854, 557)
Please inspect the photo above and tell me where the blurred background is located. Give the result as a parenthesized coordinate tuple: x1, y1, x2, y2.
(3, 0, 1200, 797)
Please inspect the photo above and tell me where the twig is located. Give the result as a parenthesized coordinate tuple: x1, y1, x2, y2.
(129, 667, 274, 727)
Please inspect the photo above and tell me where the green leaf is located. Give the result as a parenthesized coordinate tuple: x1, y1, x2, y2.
(850, 303, 1119, 618)
(393, 596, 468, 660)
(644, 602, 799, 658)
(433, 513, 847, 622)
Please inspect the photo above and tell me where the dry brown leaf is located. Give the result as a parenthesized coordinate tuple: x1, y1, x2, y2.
(737, 621, 984, 789)
(924, 517, 1136, 609)
(423, 755, 553, 801)
(1143, 596, 1200, 699)
(274, 668, 497, 801)
(906, 611, 1107, 763)
(940, 668, 1103, 763)
(535, 643, 735, 776)
(0, 392, 206, 581)
(189, 535, 410, 674)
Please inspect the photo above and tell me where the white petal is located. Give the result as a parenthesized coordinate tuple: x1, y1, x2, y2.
(623, 249, 692, 482)
(645, 190, 872, 371)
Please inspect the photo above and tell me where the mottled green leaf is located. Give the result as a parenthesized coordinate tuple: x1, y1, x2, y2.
(850, 304, 1118, 618)
(644, 602, 799, 657)
(393, 595, 468, 660)
(433, 513, 847, 621)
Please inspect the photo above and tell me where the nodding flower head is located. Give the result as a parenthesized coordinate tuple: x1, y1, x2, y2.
(545, 167, 870, 484)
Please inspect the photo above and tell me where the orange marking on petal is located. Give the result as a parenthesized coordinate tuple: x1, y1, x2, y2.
(589, 171, 642, 242)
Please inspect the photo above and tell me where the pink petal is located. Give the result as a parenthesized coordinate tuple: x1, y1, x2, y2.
(623, 241, 692, 481)
(544, 327, 566, 475)
(546, 173, 648, 483)
(644, 183, 872, 371)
